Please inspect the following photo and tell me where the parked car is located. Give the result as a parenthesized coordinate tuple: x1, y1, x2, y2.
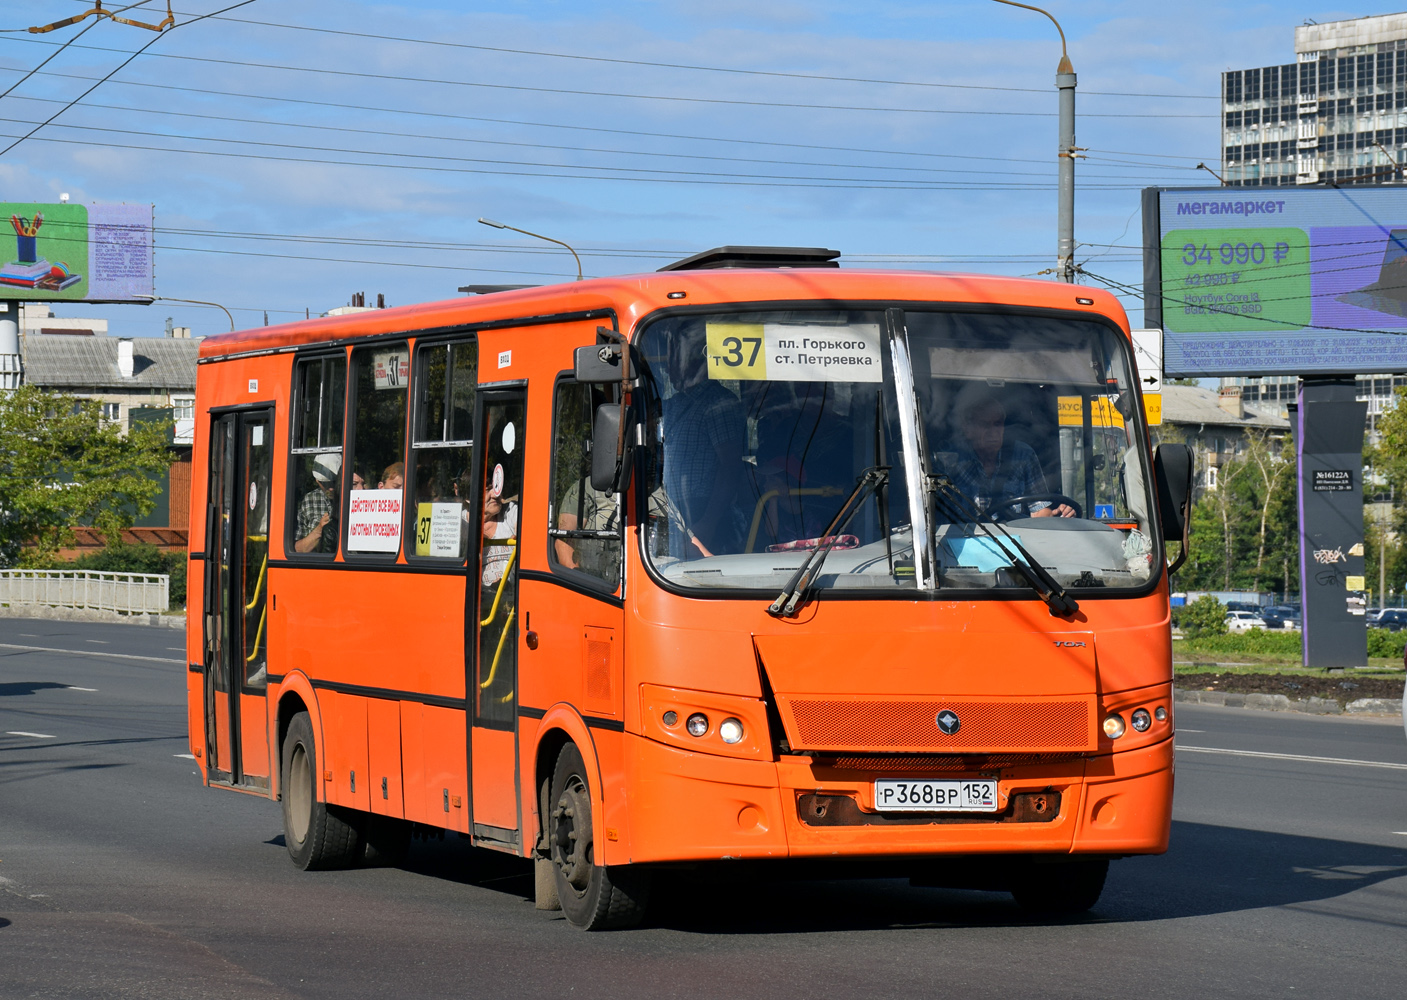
(1260, 606, 1301, 630)
(1225, 610, 1268, 632)
(1224, 601, 1263, 614)
(1369, 609, 1407, 632)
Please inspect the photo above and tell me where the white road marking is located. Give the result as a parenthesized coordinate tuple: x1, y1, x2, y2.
(6, 731, 56, 739)
(173, 753, 196, 760)
(1179, 745, 1407, 771)
(1177, 729, 1206, 733)
(0, 642, 182, 665)
(66, 686, 98, 692)
(1393, 831, 1407, 836)
(84, 640, 108, 645)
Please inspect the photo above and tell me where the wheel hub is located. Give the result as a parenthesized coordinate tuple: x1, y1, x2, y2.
(551, 778, 592, 891)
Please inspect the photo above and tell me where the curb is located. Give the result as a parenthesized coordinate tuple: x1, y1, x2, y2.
(1175, 687, 1404, 717)
(0, 605, 186, 629)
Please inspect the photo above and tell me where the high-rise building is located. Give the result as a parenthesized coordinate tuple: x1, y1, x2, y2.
(1222, 13, 1407, 187)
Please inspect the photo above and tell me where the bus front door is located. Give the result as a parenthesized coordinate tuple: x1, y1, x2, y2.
(470, 392, 526, 843)
(203, 408, 274, 789)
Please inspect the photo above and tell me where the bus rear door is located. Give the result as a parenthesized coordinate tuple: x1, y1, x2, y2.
(202, 407, 274, 788)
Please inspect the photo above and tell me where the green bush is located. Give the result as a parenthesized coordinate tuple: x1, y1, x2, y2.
(1176, 629, 1301, 655)
(1177, 594, 1228, 638)
(1367, 627, 1407, 660)
(36, 543, 187, 609)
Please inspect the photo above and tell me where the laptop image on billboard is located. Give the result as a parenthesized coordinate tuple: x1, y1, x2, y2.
(1338, 228, 1407, 320)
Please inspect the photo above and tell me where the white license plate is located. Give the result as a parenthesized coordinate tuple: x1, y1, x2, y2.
(873, 779, 998, 813)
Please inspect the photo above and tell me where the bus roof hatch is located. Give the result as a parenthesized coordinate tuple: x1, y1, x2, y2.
(658, 246, 841, 271)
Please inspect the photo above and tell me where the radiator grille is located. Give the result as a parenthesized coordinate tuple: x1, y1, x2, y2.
(783, 698, 1093, 752)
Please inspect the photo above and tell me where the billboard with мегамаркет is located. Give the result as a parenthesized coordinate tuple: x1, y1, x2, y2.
(0, 201, 153, 303)
(1142, 185, 1407, 378)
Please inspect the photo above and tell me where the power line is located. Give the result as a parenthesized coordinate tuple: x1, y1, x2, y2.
(48, 1, 1222, 102)
(173, 7, 1221, 102)
(0, 63, 1212, 168)
(0, 96, 1189, 180)
(0, 129, 1173, 190)
(0, 0, 260, 159)
(0, 35, 1221, 119)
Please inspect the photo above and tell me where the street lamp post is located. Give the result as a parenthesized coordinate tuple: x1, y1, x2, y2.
(477, 217, 583, 281)
(991, 1, 1078, 283)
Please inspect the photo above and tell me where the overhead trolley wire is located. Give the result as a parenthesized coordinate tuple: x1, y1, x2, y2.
(0, 62, 1203, 169)
(128, 4, 1221, 101)
(0, 0, 260, 159)
(0, 96, 1192, 181)
(0, 35, 1221, 119)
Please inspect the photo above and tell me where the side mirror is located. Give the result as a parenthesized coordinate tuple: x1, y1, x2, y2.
(574, 343, 634, 383)
(1153, 443, 1194, 574)
(590, 403, 633, 493)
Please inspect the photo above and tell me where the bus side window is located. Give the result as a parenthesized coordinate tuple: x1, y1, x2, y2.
(287, 354, 347, 557)
(548, 379, 621, 588)
(409, 339, 476, 561)
(345, 342, 410, 558)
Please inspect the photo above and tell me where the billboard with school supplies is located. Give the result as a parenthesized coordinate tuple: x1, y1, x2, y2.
(0, 202, 153, 303)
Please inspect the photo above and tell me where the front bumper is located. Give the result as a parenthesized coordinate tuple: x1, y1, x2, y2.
(620, 733, 1172, 864)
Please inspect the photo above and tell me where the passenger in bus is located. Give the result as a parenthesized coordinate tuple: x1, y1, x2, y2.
(481, 487, 518, 586)
(661, 338, 746, 555)
(944, 385, 1073, 518)
(378, 462, 404, 492)
(294, 453, 342, 554)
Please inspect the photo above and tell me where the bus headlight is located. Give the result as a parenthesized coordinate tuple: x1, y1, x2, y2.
(1102, 713, 1126, 739)
(1130, 708, 1152, 732)
(719, 718, 744, 744)
(686, 713, 709, 737)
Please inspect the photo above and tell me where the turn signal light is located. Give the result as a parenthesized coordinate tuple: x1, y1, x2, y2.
(1102, 713, 1126, 739)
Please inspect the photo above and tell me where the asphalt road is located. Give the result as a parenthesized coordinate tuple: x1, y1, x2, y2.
(2, 618, 1405, 999)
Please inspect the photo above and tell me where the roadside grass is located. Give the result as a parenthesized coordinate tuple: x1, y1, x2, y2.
(1173, 630, 1405, 677)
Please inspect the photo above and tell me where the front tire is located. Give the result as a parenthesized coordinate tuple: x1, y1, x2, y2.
(548, 742, 649, 930)
(281, 711, 363, 871)
(1010, 858, 1109, 915)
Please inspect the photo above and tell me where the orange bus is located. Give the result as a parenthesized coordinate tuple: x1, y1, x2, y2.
(187, 247, 1193, 929)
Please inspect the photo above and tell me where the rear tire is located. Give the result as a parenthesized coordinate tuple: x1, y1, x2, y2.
(548, 742, 649, 930)
(1010, 858, 1109, 915)
(281, 711, 363, 871)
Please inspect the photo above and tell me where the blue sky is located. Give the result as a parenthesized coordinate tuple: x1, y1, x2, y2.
(0, 1, 1370, 337)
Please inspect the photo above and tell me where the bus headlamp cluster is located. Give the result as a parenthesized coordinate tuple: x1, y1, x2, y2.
(1103, 705, 1165, 740)
(662, 708, 745, 745)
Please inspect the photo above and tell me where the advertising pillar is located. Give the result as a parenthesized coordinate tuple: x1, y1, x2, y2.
(1296, 378, 1368, 668)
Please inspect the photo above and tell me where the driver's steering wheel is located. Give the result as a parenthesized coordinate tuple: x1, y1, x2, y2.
(989, 493, 1082, 521)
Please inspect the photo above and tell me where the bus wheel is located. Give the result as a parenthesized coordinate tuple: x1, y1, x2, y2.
(281, 711, 363, 871)
(548, 742, 649, 930)
(1010, 858, 1109, 915)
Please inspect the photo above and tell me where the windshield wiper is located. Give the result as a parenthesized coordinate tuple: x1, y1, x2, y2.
(767, 466, 889, 619)
(927, 474, 1080, 618)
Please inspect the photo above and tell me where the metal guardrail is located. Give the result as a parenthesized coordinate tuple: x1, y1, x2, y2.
(0, 569, 169, 615)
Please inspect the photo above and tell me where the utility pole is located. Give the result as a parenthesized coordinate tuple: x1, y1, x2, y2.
(991, 2, 1078, 282)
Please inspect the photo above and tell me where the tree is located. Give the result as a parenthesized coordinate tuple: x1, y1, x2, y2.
(0, 385, 173, 566)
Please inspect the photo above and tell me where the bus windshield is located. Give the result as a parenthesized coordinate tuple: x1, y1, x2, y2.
(637, 307, 1158, 597)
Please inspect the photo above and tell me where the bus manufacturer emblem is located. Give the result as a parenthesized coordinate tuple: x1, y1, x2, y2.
(935, 710, 961, 735)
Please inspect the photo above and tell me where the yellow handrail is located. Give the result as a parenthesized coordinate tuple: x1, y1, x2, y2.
(244, 552, 268, 612)
(478, 541, 517, 627)
(479, 601, 516, 692)
(745, 486, 845, 552)
(245, 601, 267, 665)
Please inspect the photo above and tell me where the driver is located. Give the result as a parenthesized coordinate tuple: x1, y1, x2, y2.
(946, 384, 1073, 518)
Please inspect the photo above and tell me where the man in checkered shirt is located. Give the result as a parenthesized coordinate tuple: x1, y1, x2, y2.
(943, 385, 1073, 519)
